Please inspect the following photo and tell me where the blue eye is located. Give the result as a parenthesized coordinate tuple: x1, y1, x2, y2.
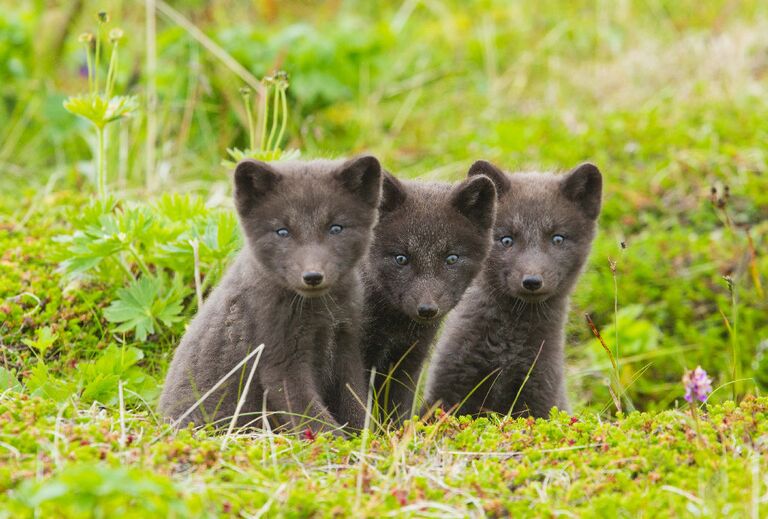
(276, 228, 289, 238)
(552, 234, 565, 245)
(500, 236, 514, 247)
(329, 224, 343, 235)
(446, 254, 459, 265)
(395, 254, 409, 266)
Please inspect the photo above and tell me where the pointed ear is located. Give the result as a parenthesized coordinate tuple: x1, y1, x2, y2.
(380, 171, 407, 213)
(234, 159, 281, 217)
(451, 174, 497, 230)
(335, 155, 382, 207)
(560, 162, 602, 219)
(468, 160, 510, 197)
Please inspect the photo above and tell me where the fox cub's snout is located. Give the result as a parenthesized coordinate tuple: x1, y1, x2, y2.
(234, 156, 382, 297)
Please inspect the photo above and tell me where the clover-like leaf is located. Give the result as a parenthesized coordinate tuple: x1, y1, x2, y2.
(103, 275, 188, 341)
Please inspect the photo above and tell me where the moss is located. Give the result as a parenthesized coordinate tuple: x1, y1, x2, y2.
(0, 393, 765, 516)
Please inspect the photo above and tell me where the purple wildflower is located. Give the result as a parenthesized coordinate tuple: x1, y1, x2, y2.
(683, 366, 713, 402)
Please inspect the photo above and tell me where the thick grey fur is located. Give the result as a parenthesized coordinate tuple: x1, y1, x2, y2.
(425, 161, 602, 418)
(158, 156, 382, 436)
(360, 173, 497, 423)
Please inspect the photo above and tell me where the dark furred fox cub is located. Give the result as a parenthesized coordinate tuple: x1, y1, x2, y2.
(159, 156, 382, 436)
(426, 161, 602, 418)
(361, 172, 497, 423)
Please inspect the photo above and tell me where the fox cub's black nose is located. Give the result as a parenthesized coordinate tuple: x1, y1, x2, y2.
(417, 303, 439, 319)
(302, 271, 324, 287)
(522, 275, 543, 292)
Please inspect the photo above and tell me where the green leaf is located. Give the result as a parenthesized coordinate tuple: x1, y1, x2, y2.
(21, 326, 58, 358)
(0, 367, 22, 393)
(63, 93, 138, 128)
(26, 363, 75, 403)
(80, 373, 121, 405)
(75, 345, 159, 405)
(103, 276, 160, 341)
(103, 275, 188, 341)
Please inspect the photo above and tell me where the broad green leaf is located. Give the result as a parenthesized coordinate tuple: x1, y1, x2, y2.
(21, 326, 58, 357)
(0, 367, 22, 392)
(26, 363, 75, 403)
(103, 275, 188, 341)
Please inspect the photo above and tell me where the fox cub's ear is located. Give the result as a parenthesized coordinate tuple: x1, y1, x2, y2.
(234, 159, 281, 216)
(379, 172, 407, 213)
(560, 163, 602, 220)
(336, 155, 383, 208)
(451, 174, 497, 230)
(467, 160, 510, 197)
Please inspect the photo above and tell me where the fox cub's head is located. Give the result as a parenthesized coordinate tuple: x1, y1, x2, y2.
(469, 161, 603, 303)
(366, 173, 496, 323)
(234, 156, 382, 297)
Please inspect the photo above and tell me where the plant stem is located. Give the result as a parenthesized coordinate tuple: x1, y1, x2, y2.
(146, 0, 158, 192)
(128, 245, 152, 277)
(731, 284, 740, 400)
(266, 83, 280, 152)
(96, 124, 107, 199)
(115, 254, 136, 281)
(85, 43, 94, 95)
(275, 86, 288, 151)
(105, 42, 119, 99)
(244, 94, 256, 151)
(259, 88, 268, 151)
(508, 340, 545, 416)
(690, 401, 705, 449)
(94, 22, 102, 94)
(190, 239, 203, 309)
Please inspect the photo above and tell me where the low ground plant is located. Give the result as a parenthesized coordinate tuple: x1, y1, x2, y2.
(1, 2, 767, 516)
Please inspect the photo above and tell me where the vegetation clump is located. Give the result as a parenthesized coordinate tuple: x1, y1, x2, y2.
(1, 1, 767, 516)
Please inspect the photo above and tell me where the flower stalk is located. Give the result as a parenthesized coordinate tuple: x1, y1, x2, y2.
(683, 366, 713, 447)
(222, 71, 299, 168)
(64, 13, 137, 200)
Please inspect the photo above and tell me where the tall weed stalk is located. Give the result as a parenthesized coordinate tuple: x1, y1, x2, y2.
(63, 12, 138, 199)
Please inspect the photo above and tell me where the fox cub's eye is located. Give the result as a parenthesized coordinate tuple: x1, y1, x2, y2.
(445, 254, 459, 265)
(500, 236, 514, 247)
(395, 254, 409, 266)
(329, 224, 343, 235)
(552, 234, 565, 245)
(276, 228, 290, 238)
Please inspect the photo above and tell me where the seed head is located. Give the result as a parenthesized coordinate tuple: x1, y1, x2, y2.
(78, 32, 94, 44)
(682, 366, 712, 403)
(239, 86, 252, 98)
(723, 275, 733, 293)
(108, 28, 124, 43)
(98, 11, 110, 23)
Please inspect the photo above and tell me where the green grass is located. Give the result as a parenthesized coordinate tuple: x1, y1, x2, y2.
(1, 0, 768, 516)
(0, 394, 766, 517)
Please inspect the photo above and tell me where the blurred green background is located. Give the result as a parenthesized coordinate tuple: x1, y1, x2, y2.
(1, 0, 767, 413)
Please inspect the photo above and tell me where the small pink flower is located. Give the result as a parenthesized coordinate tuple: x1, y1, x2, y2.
(302, 427, 316, 442)
(683, 366, 713, 402)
